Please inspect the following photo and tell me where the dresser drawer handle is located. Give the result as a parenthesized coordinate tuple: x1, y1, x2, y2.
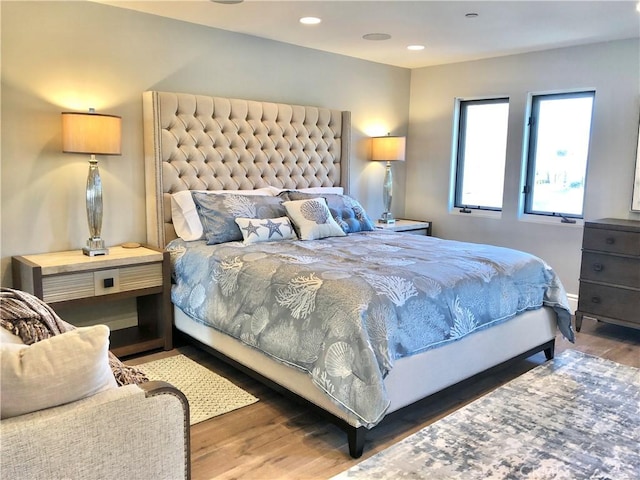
(591, 296, 601, 304)
(605, 237, 616, 245)
(592, 263, 603, 272)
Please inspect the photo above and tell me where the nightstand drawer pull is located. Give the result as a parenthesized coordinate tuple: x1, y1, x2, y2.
(591, 296, 601, 304)
(592, 263, 603, 272)
(605, 237, 616, 245)
(95, 269, 120, 296)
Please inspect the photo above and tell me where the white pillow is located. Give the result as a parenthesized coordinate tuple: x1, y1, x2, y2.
(297, 187, 344, 195)
(0, 325, 117, 419)
(270, 186, 345, 195)
(283, 198, 347, 241)
(171, 187, 278, 241)
(171, 191, 203, 241)
(235, 216, 297, 245)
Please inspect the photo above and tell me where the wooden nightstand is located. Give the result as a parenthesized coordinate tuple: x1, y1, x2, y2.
(376, 219, 432, 236)
(12, 245, 172, 357)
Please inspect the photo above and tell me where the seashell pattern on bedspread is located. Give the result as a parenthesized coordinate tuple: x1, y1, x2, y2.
(168, 232, 574, 427)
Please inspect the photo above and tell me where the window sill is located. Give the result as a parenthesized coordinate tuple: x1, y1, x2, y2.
(519, 213, 584, 228)
(450, 208, 502, 220)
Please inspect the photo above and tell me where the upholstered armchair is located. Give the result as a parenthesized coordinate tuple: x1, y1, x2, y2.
(0, 288, 190, 480)
(1, 380, 190, 480)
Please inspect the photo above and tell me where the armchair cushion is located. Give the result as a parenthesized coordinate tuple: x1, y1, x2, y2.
(1, 325, 117, 419)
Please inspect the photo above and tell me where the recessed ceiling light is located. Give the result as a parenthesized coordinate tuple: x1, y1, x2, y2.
(465, 12, 479, 18)
(210, 0, 244, 4)
(407, 45, 425, 51)
(300, 17, 321, 25)
(362, 33, 392, 41)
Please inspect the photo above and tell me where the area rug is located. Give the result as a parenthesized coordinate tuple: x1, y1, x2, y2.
(332, 350, 640, 480)
(136, 354, 258, 425)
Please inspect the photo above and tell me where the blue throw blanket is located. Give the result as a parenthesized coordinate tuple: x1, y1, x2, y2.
(168, 232, 574, 427)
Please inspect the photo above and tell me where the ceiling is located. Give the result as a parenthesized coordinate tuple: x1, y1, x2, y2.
(98, 1, 640, 69)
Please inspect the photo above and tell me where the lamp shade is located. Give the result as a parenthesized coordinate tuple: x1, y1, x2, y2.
(62, 112, 122, 155)
(370, 136, 406, 162)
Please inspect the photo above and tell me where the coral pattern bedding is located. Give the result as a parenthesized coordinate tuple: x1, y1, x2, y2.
(168, 231, 573, 427)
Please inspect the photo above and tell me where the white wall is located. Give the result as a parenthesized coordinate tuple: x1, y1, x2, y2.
(3, 2, 637, 301)
(406, 39, 640, 295)
(0, 1, 410, 286)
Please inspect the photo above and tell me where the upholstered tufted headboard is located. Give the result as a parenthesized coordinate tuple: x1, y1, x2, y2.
(143, 91, 351, 247)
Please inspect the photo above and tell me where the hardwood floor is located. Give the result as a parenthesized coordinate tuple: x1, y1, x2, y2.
(128, 319, 640, 480)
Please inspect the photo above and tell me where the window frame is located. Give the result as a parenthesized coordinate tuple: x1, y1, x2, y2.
(523, 90, 595, 220)
(453, 97, 510, 212)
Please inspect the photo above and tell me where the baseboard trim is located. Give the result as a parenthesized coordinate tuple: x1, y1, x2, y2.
(566, 293, 578, 314)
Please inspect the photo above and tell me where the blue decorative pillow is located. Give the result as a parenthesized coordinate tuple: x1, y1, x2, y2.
(192, 192, 287, 245)
(279, 191, 375, 233)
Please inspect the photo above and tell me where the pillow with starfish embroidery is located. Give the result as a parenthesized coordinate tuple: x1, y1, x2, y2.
(234, 216, 297, 245)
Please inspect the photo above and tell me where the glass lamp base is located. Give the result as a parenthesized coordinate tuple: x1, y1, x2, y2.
(378, 212, 396, 224)
(83, 238, 109, 257)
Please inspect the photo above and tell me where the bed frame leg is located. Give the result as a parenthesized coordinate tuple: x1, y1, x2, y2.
(543, 341, 555, 360)
(347, 427, 366, 458)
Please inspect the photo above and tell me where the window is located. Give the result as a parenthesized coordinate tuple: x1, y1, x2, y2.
(524, 91, 595, 219)
(454, 98, 509, 211)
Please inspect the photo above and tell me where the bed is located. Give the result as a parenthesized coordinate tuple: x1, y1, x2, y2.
(142, 91, 574, 457)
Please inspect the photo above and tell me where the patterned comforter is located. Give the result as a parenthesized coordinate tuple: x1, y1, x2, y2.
(167, 231, 573, 427)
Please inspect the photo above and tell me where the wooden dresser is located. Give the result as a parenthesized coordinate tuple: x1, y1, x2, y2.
(575, 218, 640, 331)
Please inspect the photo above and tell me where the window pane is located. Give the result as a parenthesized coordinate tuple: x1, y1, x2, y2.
(456, 100, 509, 210)
(526, 92, 594, 217)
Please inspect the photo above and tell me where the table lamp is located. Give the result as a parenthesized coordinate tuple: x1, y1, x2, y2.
(62, 109, 122, 256)
(370, 135, 406, 224)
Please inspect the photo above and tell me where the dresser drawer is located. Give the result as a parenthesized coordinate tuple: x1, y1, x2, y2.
(577, 283, 640, 324)
(42, 263, 163, 303)
(580, 252, 640, 287)
(582, 228, 640, 256)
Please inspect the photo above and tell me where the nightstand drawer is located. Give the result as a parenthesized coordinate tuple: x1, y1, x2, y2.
(403, 228, 429, 236)
(42, 263, 163, 303)
(376, 219, 432, 236)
